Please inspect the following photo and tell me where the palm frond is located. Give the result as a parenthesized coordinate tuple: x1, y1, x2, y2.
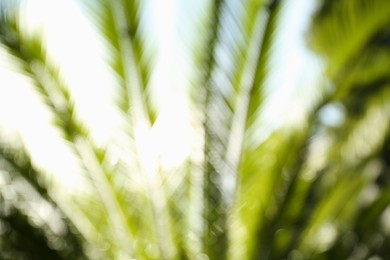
(75, 4, 177, 256)
(287, 1, 390, 257)
(190, 0, 290, 258)
(0, 138, 86, 259)
(0, 12, 86, 142)
(1, 0, 390, 259)
(0, 4, 138, 258)
(309, 0, 390, 78)
(81, 0, 156, 125)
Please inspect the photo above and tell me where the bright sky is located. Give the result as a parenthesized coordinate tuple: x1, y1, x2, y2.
(0, 0, 320, 191)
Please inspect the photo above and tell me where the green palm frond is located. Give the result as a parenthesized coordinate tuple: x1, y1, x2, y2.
(0, 137, 86, 259)
(298, 0, 390, 258)
(0, 11, 86, 142)
(0, 5, 138, 258)
(185, 0, 289, 258)
(82, 0, 156, 124)
(309, 0, 390, 78)
(1, 0, 390, 259)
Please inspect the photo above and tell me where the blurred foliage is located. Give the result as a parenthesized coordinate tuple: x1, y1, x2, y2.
(0, 0, 390, 259)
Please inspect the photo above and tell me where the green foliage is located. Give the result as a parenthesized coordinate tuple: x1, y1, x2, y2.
(0, 139, 86, 260)
(1, 0, 390, 259)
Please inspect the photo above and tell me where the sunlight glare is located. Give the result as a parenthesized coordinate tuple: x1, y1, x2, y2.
(0, 0, 196, 190)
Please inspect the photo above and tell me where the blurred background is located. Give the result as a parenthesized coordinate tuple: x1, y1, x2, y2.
(0, 0, 390, 259)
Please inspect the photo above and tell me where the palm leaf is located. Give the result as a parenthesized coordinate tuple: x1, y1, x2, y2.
(81, 0, 156, 124)
(0, 137, 86, 259)
(0, 4, 138, 258)
(1, 0, 390, 259)
(309, 0, 390, 78)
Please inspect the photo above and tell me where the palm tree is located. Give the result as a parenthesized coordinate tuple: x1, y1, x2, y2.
(1, 0, 390, 259)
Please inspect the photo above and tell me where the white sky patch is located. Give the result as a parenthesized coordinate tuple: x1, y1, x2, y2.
(140, 0, 195, 172)
(262, 0, 322, 128)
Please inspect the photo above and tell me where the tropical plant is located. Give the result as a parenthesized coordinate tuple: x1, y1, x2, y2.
(0, 0, 390, 259)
